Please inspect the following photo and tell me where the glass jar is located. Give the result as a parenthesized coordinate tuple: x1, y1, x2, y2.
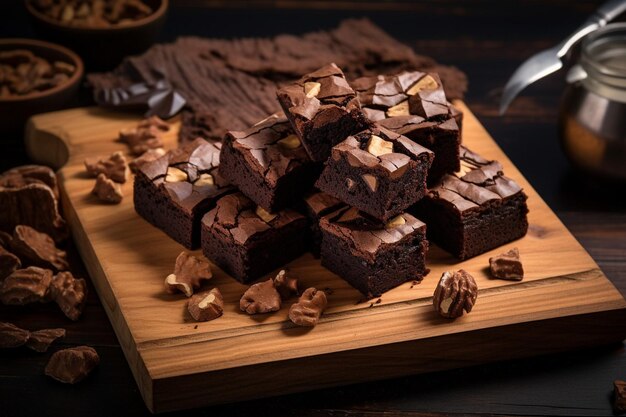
(559, 23, 626, 181)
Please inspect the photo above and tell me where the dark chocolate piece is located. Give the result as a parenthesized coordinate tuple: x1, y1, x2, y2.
(352, 71, 461, 182)
(489, 248, 524, 281)
(220, 113, 321, 212)
(277, 63, 370, 162)
(315, 125, 433, 222)
(301, 191, 345, 257)
(412, 146, 529, 260)
(134, 138, 234, 249)
(319, 207, 428, 298)
(201, 192, 309, 283)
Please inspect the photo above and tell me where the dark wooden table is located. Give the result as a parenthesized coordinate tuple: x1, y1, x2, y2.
(2, 1, 626, 416)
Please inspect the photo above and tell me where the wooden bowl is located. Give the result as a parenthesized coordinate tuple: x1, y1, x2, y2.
(25, 0, 168, 70)
(0, 39, 84, 133)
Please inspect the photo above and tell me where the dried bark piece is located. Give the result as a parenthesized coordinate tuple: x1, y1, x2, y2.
(26, 328, 66, 352)
(240, 279, 281, 314)
(91, 173, 123, 204)
(50, 271, 88, 321)
(489, 247, 524, 281)
(129, 148, 165, 173)
(273, 269, 299, 300)
(0, 322, 30, 348)
(0, 245, 21, 280)
(11, 225, 69, 271)
(0, 267, 53, 305)
(433, 269, 478, 319)
(187, 288, 223, 322)
(164, 252, 212, 297)
(288, 287, 328, 327)
(45, 346, 99, 384)
(84, 151, 130, 183)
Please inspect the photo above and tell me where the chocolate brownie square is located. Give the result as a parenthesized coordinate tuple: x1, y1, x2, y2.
(315, 125, 433, 223)
(201, 192, 309, 283)
(301, 191, 345, 257)
(352, 71, 461, 183)
(220, 113, 321, 212)
(412, 146, 529, 260)
(277, 63, 370, 162)
(320, 207, 428, 298)
(134, 138, 233, 249)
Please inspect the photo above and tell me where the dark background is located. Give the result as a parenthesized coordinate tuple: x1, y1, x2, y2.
(1, 1, 626, 416)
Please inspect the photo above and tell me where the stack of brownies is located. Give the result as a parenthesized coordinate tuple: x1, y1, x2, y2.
(134, 63, 529, 298)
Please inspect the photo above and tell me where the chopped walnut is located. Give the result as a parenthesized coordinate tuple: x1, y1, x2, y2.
(84, 151, 129, 183)
(164, 252, 212, 297)
(119, 125, 164, 156)
(489, 247, 524, 281)
(45, 346, 100, 384)
(0, 322, 30, 348)
(615, 380, 626, 412)
(138, 115, 170, 132)
(11, 225, 69, 271)
(433, 270, 478, 319)
(0, 267, 53, 305)
(273, 270, 299, 300)
(288, 287, 328, 327)
(129, 148, 166, 173)
(26, 328, 66, 352)
(91, 173, 123, 204)
(188, 288, 224, 322)
(0, 245, 21, 280)
(240, 279, 281, 314)
(50, 271, 87, 321)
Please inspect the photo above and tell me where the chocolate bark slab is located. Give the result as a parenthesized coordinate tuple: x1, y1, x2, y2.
(201, 192, 308, 283)
(412, 146, 529, 260)
(133, 138, 233, 249)
(315, 125, 433, 223)
(319, 207, 428, 298)
(301, 191, 345, 257)
(352, 71, 461, 183)
(277, 63, 370, 162)
(220, 113, 321, 212)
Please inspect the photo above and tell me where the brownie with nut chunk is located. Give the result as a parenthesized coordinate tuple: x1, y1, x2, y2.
(220, 113, 321, 212)
(352, 71, 461, 182)
(201, 192, 308, 283)
(315, 125, 433, 222)
(301, 191, 345, 257)
(134, 138, 234, 249)
(411, 146, 529, 260)
(277, 63, 370, 162)
(320, 207, 428, 298)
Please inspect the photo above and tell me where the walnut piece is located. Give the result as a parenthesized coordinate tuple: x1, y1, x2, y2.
(407, 74, 439, 95)
(188, 288, 224, 322)
(50, 271, 88, 321)
(84, 151, 129, 183)
(240, 279, 281, 314)
(288, 287, 328, 327)
(615, 380, 626, 412)
(304, 81, 321, 98)
(92, 173, 123, 204)
(193, 173, 214, 187)
(386, 100, 410, 117)
(0, 267, 52, 305)
(45, 346, 99, 384)
(278, 134, 302, 150)
(25, 328, 66, 352)
(129, 148, 166, 173)
(385, 215, 406, 229)
(255, 206, 276, 223)
(137, 115, 170, 132)
(119, 125, 164, 156)
(164, 252, 212, 297)
(165, 167, 188, 183)
(11, 225, 69, 271)
(433, 270, 478, 319)
(366, 134, 393, 157)
(0, 245, 21, 280)
(273, 269, 299, 300)
(489, 247, 524, 281)
(0, 321, 30, 348)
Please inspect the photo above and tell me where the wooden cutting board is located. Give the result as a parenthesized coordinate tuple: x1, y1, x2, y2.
(25, 103, 626, 413)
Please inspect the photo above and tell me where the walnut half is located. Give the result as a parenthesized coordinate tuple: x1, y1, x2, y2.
(433, 270, 478, 319)
(164, 252, 212, 297)
(240, 279, 281, 314)
(288, 287, 327, 327)
(187, 288, 223, 322)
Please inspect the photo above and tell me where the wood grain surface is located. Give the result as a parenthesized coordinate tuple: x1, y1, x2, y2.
(22, 101, 626, 413)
